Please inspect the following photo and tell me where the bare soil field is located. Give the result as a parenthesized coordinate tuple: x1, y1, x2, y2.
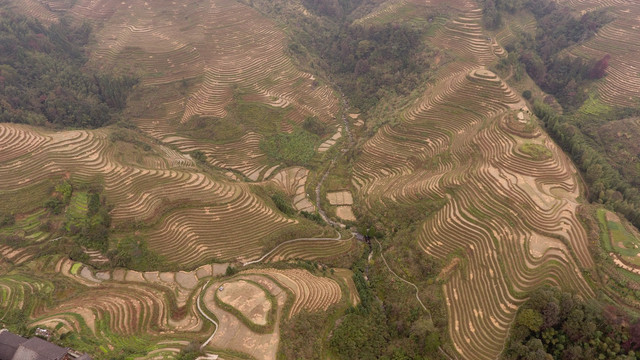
(326, 190, 354, 205)
(336, 206, 356, 222)
(351, 5, 594, 358)
(217, 280, 272, 326)
(203, 274, 286, 360)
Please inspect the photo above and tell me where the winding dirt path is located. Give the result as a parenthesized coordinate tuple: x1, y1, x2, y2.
(374, 238, 458, 360)
(197, 280, 219, 350)
(374, 238, 429, 313)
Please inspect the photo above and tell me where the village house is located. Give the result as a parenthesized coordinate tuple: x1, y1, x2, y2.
(0, 329, 92, 360)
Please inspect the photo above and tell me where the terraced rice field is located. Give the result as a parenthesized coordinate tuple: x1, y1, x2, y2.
(5, 0, 341, 183)
(199, 268, 344, 359)
(1, 258, 212, 357)
(260, 236, 356, 263)
(68, 0, 340, 178)
(0, 123, 340, 266)
(566, 0, 640, 107)
(244, 269, 343, 317)
(1, 0, 623, 358)
(317, 127, 342, 153)
(327, 191, 356, 221)
(1, 253, 352, 359)
(5, 0, 60, 23)
(217, 280, 272, 326)
(269, 167, 315, 212)
(352, 5, 595, 358)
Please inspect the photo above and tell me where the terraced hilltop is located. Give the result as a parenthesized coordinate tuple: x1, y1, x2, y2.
(2, 0, 640, 359)
(566, 0, 640, 107)
(351, 4, 593, 357)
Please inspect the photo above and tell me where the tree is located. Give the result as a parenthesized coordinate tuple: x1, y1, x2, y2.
(589, 54, 611, 79)
(518, 308, 544, 332)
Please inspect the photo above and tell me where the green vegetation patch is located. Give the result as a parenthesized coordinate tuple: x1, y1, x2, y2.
(106, 236, 168, 271)
(67, 192, 88, 220)
(603, 213, 640, 258)
(260, 129, 318, 166)
(518, 143, 552, 160)
(610, 221, 638, 250)
(579, 93, 613, 116)
(180, 99, 289, 143)
(179, 114, 246, 143)
(70, 262, 82, 275)
(597, 209, 613, 252)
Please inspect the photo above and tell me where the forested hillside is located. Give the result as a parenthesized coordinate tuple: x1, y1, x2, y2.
(485, 0, 611, 110)
(0, 11, 136, 128)
(252, 0, 436, 115)
(504, 286, 640, 359)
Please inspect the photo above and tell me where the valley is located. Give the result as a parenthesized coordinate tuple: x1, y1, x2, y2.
(1, 0, 640, 359)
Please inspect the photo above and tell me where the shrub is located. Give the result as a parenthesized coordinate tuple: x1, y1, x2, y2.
(0, 214, 15, 227)
(190, 150, 207, 164)
(45, 197, 64, 215)
(303, 116, 331, 137)
(301, 210, 324, 224)
(522, 90, 532, 100)
(225, 266, 238, 276)
(271, 192, 295, 216)
(107, 236, 167, 270)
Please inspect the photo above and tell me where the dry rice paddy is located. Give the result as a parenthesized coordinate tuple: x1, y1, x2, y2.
(0, 0, 625, 359)
(351, 5, 595, 358)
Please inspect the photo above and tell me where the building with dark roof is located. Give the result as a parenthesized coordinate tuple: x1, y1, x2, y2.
(0, 331, 27, 360)
(13, 337, 69, 360)
(0, 330, 92, 360)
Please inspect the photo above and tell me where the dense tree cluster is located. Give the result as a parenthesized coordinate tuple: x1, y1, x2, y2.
(302, 116, 331, 137)
(316, 23, 430, 111)
(503, 286, 640, 359)
(279, 309, 334, 359)
(589, 54, 611, 80)
(0, 11, 137, 128)
(300, 0, 363, 18)
(481, 0, 526, 29)
(486, 0, 610, 110)
(333, 24, 430, 111)
(286, 0, 432, 112)
(323, 246, 444, 360)
(106, 236, 166, 271)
